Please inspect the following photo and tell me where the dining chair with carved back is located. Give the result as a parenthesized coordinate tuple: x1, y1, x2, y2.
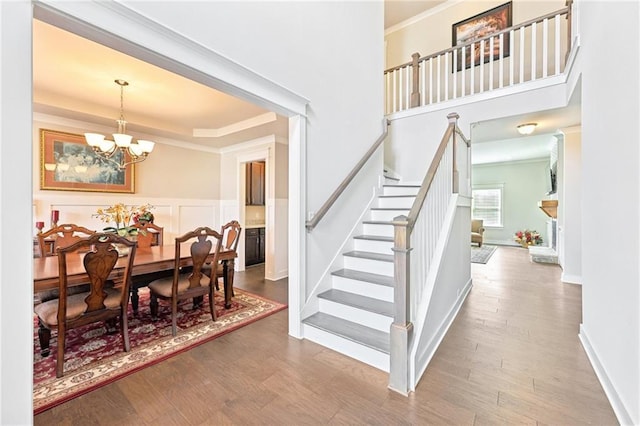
(147, 226, 223, 336)
(129, 220, 167, 315)
(36, 223, 96, 258)
(131, 220, 164, 249)
(214, 220, 242, 295)
(33, 233, 137, 378)
(35, 223, 97, 303)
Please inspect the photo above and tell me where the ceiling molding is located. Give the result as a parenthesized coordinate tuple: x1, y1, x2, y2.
(472, 156, 549, 167)
(385, 0, 465, 36)
(218, 135, 276, 155)
(193, 112, 277, 138)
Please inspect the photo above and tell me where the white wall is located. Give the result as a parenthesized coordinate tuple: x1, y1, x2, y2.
(558, 126, 581, 284)
(123, 1, 384, 214)
(579, 2, 640, 424)
(473, 159, 550, 246)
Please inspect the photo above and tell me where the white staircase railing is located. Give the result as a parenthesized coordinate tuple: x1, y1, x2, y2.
(389, 112, 470, 394)
(408, 143, 452, 321)
(384, 3, 572, 114)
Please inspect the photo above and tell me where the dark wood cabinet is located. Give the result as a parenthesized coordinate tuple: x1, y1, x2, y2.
(245, 227, 265, 266)
(258, 227, 265, 262)
(245, 161, 265, 206)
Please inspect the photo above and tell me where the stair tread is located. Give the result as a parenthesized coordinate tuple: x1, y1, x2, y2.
(343, 250, 394, 262)
(382, 184, 420, 188)
(378, 195, 416, 198)
(370, 207, 411, 211)
(353, 235, 393, 242)
(332, 268, 394, 287)
(319, 289, 393, 316)
(303, 312, 390, 354)
(362, 220, 394, 225)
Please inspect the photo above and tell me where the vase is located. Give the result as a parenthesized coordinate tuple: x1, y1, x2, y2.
(114, 235, 137, 257)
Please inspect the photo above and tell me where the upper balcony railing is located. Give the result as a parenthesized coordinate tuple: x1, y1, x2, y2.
(384, 3, 572, 115)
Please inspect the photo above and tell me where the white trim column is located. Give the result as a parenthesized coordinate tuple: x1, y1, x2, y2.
(0, 2, 34, 422)
(288, 115, 305, 338)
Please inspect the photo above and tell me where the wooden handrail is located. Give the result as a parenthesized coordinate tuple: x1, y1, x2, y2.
(306, 119, 390, 231)
(383, 7, 569, 75)
(455, 127, 470, 147)
(405, 113, 458, 231)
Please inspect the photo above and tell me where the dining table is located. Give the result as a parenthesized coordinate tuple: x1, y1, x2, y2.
(33, 244, 238, 309)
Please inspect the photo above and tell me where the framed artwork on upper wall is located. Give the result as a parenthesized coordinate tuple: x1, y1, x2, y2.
(40, 129, 135, 193)
(452, 1, 512, 72)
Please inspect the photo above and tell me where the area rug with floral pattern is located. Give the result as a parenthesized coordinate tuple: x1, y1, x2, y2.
(33, 287, 287, 414)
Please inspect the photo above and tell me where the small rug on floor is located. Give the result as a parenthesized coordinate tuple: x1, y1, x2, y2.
(33, 288, 287, 414)
(471, 245, 497, 264)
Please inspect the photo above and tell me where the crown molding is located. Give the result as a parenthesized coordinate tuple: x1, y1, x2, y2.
(193, 112, 277, 138)
(385, 0, 466, 36)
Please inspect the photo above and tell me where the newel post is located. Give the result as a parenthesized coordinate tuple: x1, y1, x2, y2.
(389, 215, 413, 395)
(410, 52, 421, 108)
(448, 112, 460, 194)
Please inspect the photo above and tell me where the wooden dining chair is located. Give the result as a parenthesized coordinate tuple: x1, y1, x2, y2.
(214, 220, 242, 296)
(131, 220, 164, 249)
(147, 226, 223, 336)
(35, 224, 97, 304)
(129, 221, 166, 315)
(34, 233, 137, 378)
(36, 223, 96, 258)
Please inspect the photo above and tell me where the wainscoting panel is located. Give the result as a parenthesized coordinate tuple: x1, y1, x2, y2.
(33, 194, 218, 242)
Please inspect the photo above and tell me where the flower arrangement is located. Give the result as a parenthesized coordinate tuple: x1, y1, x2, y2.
(514, 229, 543, 247)
(93, 203, 154, 236)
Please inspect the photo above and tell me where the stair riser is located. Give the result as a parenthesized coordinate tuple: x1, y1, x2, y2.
(362, 223, 394, 237)
(370, 209, 410, 221)
(332, 276, 394, 302)
(302, 324, 390, 372)
(383, 186, 419, 196)
(318, 298, 393, 332)
(353, 239, 394, 254)
(377, 197, 415, 208)
(343, 256, 393, 276)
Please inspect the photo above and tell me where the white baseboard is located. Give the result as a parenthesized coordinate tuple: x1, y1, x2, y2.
(561, 272, 582, 285)
(265, 270, 288, 281)
(579, 325, 634, 425)
(484, 239, 520, 247)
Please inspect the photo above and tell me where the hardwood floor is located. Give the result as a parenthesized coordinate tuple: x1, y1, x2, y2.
(34, 249, 618, 425)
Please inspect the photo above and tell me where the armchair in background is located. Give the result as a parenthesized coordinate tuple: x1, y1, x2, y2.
(471, 219, 485, 247)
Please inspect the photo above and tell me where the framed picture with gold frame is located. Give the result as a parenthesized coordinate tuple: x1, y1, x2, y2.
(40, 129, 135, 193)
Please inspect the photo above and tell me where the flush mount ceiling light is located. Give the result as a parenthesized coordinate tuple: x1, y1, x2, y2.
(84, 79, 155, 169)
(517, 123, 538, 135)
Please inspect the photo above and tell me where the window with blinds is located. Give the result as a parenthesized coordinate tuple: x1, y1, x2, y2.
(472, 187, 503, 227)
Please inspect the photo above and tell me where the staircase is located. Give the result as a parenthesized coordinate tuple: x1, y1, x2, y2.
(302, 183, 419, 371)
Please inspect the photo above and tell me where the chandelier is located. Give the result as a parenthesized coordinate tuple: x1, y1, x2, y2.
(84, 79, 155, 169)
